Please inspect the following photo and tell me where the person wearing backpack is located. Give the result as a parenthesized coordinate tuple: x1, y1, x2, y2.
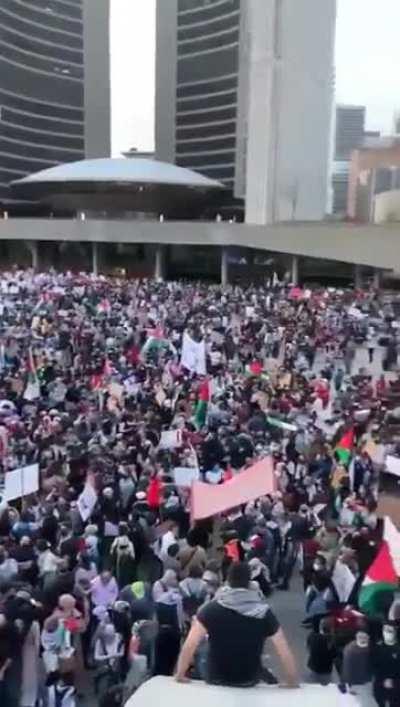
(177, 529, 207, 579)
(110, 523, 136, 588)
(180, 565, 208, 620)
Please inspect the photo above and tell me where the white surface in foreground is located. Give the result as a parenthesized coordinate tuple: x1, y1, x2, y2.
(125, 677, 373, 707)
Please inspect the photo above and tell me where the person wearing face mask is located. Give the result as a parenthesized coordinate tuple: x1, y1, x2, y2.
(372, 622, 400, 707)
(341, 628, 373, 699)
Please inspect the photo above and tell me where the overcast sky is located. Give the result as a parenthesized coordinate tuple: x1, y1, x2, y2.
(336, 0, 400, 132)
(110, 0, 400, 155)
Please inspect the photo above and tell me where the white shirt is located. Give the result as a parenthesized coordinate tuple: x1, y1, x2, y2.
(38, 549, 60, 575)
(159, 530, 176, 558)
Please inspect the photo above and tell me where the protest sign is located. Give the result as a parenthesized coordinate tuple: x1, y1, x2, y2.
(159, 429, 182, 450)
(173, 467, 200, 488)
(386, 455, 400, 478)
(5, 463, 39, 501)
(77, 479, 98, 522)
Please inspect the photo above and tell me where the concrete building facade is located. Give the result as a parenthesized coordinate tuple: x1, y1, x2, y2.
(0, 0, 110, 203)
(155, 0, 337, 224)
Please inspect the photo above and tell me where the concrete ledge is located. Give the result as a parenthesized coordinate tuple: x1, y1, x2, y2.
(125, 676, 369, 707)
(0, 219, 398, 270)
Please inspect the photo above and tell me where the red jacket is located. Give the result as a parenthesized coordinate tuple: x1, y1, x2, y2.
(147, 477, 162, 509)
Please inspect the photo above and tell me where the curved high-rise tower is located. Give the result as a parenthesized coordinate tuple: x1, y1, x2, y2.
(0, 0, 85, 201)
(156, 0, 337, 223)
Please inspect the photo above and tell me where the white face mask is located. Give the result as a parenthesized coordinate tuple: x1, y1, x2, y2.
(383, 629, 397, 646)
(356, 637, 369, 649)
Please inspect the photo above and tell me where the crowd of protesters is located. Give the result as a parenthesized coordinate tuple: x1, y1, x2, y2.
(0, 269, 399, 706)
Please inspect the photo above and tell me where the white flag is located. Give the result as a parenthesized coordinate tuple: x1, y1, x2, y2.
(332, 560, 356, 603)
(180, 331, 206, 375)
(23, 380, 40, 401)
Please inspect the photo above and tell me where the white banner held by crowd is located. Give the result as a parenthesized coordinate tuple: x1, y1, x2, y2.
(5, 463, 39, 501)
(180, 332, 206, 376)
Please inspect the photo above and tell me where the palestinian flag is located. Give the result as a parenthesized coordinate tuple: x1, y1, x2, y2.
(140, 327, 171, 359)
(359, 517, 400, 615)
(194, 379, 210, 430)
(23, 348, 40, 401)
(335, 428, 354, 465)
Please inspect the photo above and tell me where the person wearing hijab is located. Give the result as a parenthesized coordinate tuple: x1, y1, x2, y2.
(94, 622, 124, 694)
(152, 569, 183, 676)
(180, 565, 208, 619)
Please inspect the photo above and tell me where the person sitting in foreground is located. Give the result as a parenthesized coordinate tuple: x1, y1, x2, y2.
(175, 561, 299, 688)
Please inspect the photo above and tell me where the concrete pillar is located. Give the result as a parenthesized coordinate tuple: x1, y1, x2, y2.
(155, 245, 166, 280)
(28, 241, 39, 271)
(92, 242, 99, 276)
(291, 255, 299, 286)
(221, 248, 229, 287)
(354, 264, 363, 289)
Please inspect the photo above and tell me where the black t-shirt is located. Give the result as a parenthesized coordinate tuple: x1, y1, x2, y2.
(197, 600, 279, 686)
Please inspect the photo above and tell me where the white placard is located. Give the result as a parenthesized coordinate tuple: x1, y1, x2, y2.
(386, 455, 400, 478)
(173, 467, 200, 488)
(5, 463, 39, 501)
(160, 429, 182, 450)
(77, 481, 98, 521)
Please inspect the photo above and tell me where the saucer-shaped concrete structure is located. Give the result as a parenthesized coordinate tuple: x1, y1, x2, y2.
(11, 158, 224, 216)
